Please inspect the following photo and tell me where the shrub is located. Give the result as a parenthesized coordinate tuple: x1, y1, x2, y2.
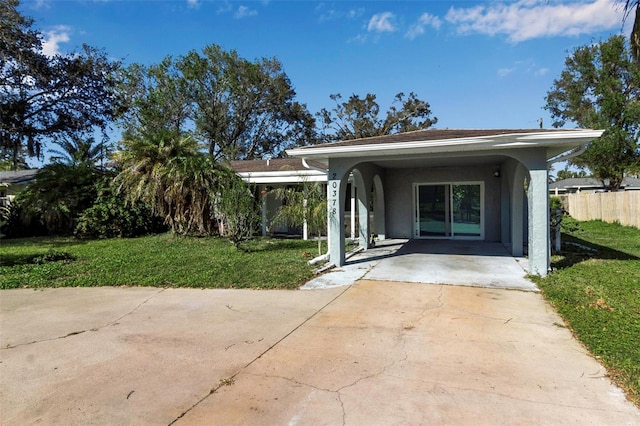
(74, 178, 166, 239)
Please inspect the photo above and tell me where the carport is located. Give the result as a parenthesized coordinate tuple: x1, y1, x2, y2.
(287, 129, 603, 277)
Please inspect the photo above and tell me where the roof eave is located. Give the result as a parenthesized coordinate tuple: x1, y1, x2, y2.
(287, 130, 604, 163)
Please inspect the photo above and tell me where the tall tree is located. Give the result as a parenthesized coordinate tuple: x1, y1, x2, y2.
(544, 35, 640, 190)
(317, 92, 437, 142)
(0, 0, 123, 169)
(118, 45, 316, 162)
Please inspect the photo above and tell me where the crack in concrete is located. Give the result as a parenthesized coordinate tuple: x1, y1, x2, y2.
(379, 373, 633, 414)
(167, 285, 353, 425)
(2, 288, 166, 350)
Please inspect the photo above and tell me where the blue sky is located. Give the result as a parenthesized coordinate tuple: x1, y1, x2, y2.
(21, 0, 634, 132)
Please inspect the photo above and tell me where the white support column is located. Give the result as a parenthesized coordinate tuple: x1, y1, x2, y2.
(373, 175, 385, 241)
(261, 186, 268, 237)
(350, 183, 356, 240)
(511, 166, 525, 257)
(328, 163, 348, 267)
(357, 183, 370, 249)
(528, 168, 550, 276)
(302, 198, 308, 241)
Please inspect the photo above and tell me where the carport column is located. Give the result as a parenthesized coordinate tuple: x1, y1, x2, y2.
(511, 163, 527, 257)
(327, 160, 349, 266)
(528, 167, 550, 277)
(350, 183, 356, 240)
(353, 170, 371, 250)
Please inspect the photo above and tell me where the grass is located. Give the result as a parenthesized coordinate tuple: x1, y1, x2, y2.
(530, 218, 640, 407)
(0, 234, 324, 290)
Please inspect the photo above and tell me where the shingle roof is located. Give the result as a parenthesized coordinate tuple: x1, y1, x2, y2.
(0, 169, 39, 185)
(229, 158, 325, 173)
(550, 177, 640, 189)
(298, 128, 569, 150)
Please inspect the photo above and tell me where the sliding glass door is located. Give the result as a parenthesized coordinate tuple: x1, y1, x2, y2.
(415, 183, 483, 239)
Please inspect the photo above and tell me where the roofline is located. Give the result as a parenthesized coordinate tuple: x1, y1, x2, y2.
(286, 130, 604, 161)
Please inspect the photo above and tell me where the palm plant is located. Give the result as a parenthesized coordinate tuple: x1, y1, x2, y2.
(272, 181, 327, 256)
(113, 133, 224, 235)
(49, 136, 107, 168)
(622, 0, 639, 62)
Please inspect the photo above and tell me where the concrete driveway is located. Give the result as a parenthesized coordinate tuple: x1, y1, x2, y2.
(2, 282, 639, 425)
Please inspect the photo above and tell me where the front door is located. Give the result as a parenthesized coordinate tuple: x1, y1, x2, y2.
(414, 182, 484, 239)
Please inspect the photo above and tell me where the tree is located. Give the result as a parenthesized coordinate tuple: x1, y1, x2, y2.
(555, 168, 589, 181)
(620, 0, 639, 62)
(0, 0, 123, 169)
(544, 35, 640, 190)
(113, 134, 225, 236)
(216, 174, 260, 250)
(9, 162, 101, 236)
(317, 92, 437, 142)
(118, 45, 316, 162)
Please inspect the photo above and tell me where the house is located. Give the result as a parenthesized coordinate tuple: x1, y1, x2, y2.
(287, 128, 604, 277)
(0, 169, 39, 207)
(549, 177, 640, 194)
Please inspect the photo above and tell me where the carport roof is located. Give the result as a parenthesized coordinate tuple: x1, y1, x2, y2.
(287, 128, 604, 164)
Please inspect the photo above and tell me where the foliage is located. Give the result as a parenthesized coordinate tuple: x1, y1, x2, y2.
(0, 234, 318, 290)
(49, 136, 108, 168)
(74, 177, 165, 239)
(216, 173, 260, 249)
(118, 45, 316, 162)
(114, 134, 225, 235)
(545, 35, 640, 190)
(555, 167, 589, 181)
(0, 0, 123, 168)
(620, 0, 639, 62)
(317, 92, 437, 142)
(531, 219, 640, 406)
(272, 181, 327, 256)
(5, 162, 101, 236)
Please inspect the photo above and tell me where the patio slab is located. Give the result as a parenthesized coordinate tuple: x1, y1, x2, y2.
(304, 239, 536, 291)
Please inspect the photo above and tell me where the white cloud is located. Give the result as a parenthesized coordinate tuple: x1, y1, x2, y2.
(367, 12, 396, 33)
(497, 60, 550, 78)
(316, 4, 364, 22)
(497, 67, 517, 77)
(216, 1, 233, 14)
(235, 5, 258, 19)
(42, 26, 71, 57)
(187, 0, 200, 9)
(445, 0, 623, 43)
(405, 12, 442, 40)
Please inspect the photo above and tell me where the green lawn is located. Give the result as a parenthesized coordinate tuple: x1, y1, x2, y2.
(531, 219, 640, 407)
(0, 234, 321, 290)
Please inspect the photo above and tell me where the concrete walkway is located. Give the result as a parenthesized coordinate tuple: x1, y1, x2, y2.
(1, 283, 639, 425)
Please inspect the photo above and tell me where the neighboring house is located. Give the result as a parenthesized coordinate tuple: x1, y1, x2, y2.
(287, 128, 604, 277)
(549, 177, 640, 195)
(0, 169, 39, 207)
(230, 158, 327, 238)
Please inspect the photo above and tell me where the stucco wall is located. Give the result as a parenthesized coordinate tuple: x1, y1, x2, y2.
(385, 166, 502, 241)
